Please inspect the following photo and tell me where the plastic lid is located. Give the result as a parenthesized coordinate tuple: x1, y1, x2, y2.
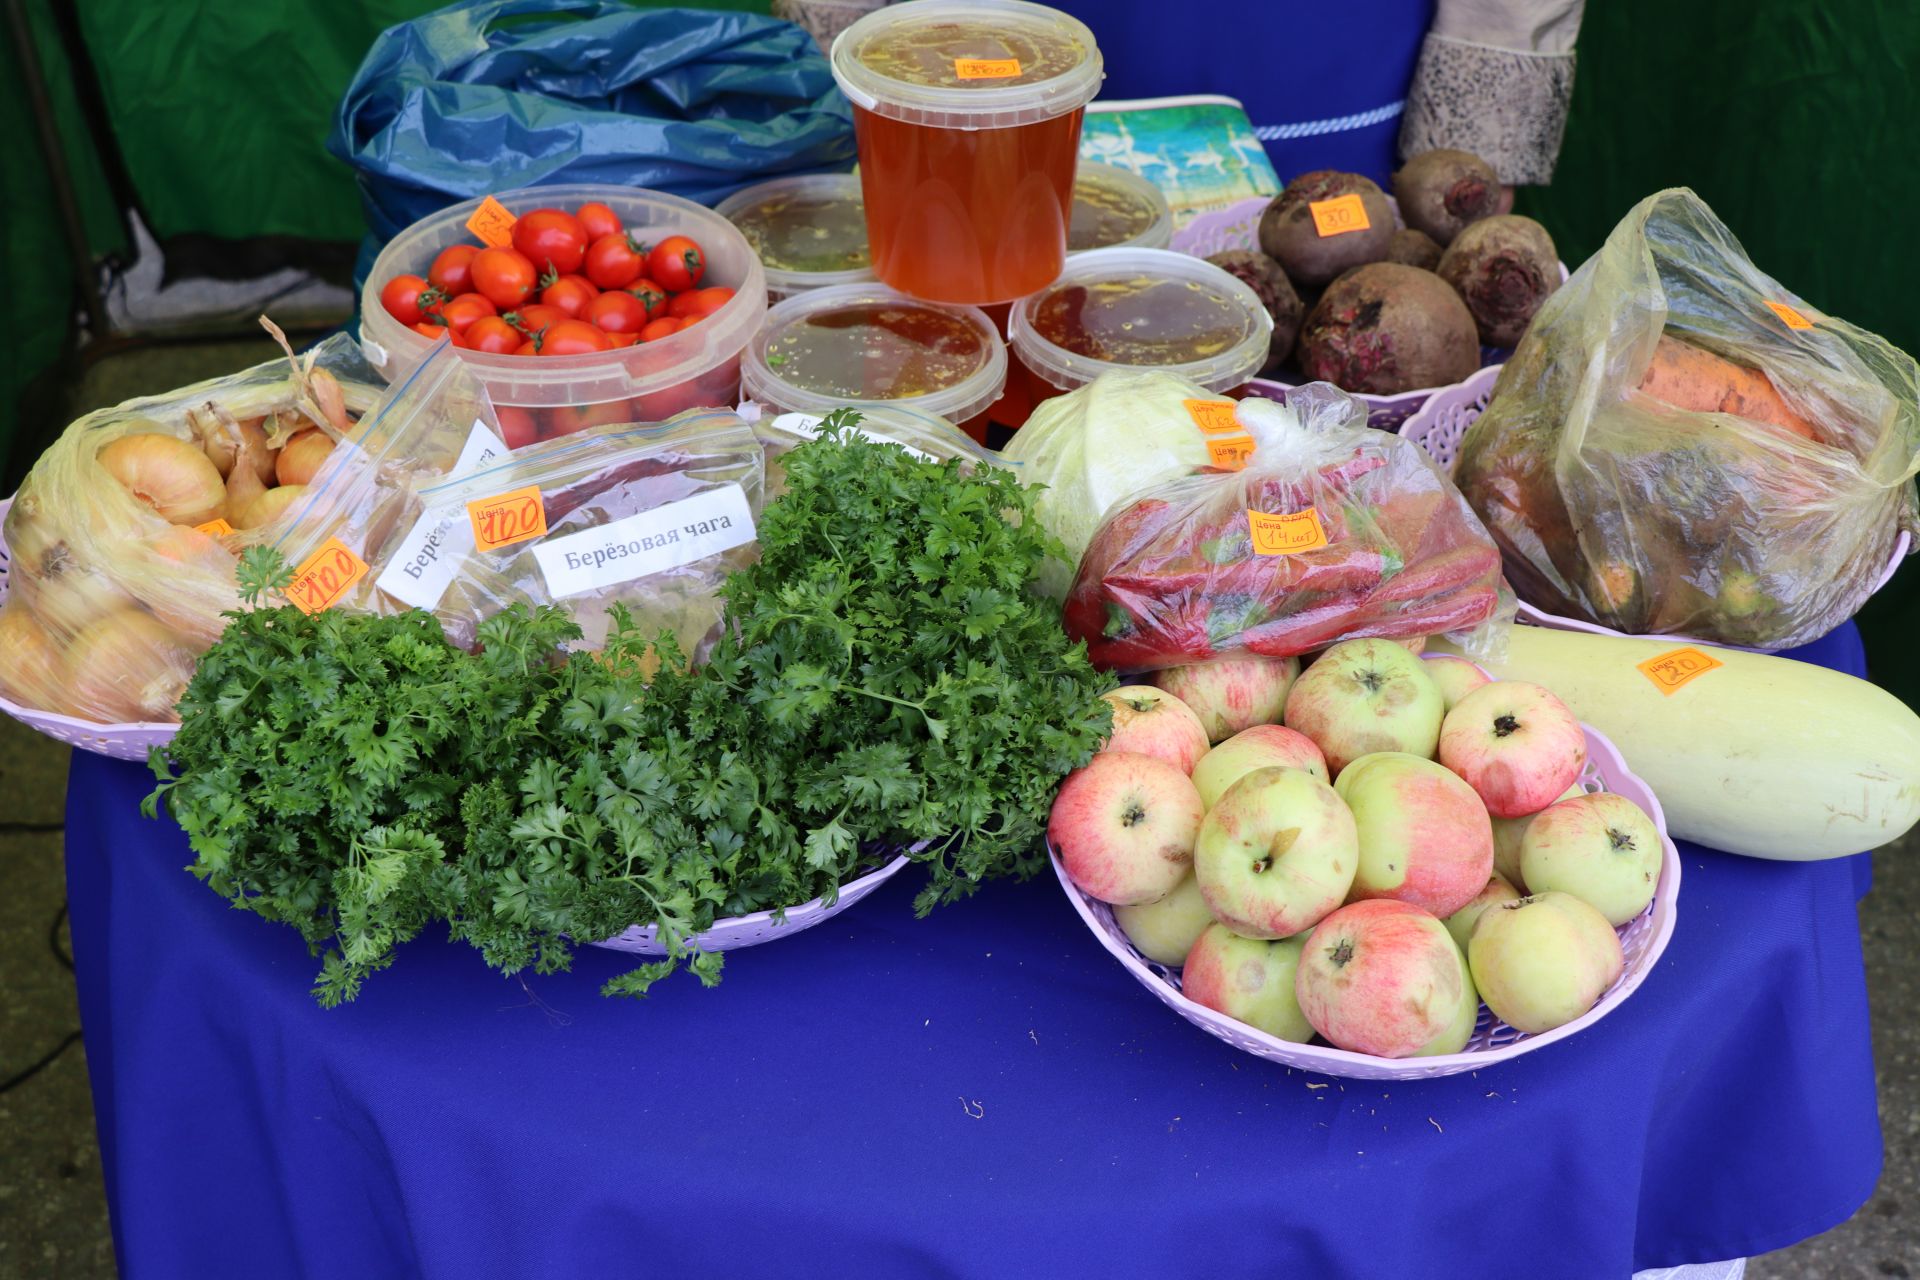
(741, 283, 1008, 424)
(830, 0, 1103, 129)
(715, 174, 876, 297)
(1009, 247, 1274, 394)
(1069, 163, 1173, 253)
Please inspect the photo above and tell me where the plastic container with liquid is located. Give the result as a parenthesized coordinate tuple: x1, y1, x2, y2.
(829, 0, 1104, 306)
(1001, 247, 1272, 429)
(1069, 163, 1173, 254)
(740, 283, 1007, 444)
(359, 185, 766, 449)
(716, 173, 876, 300)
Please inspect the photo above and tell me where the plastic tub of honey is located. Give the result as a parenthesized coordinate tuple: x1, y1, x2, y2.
(1003, 247, 1272, 425)
(829, 0, 1104, 306)
(740, 283, 1008, 443)
(716, 173, 876, 300)
(1069, 163, 1172, 254)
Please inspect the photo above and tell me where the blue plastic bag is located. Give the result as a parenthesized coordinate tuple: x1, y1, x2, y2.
(330, 0, 854, 283)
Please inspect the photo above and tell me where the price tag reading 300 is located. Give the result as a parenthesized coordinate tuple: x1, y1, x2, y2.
(466, 485, 548, 553)
(288, 538, 369, 615)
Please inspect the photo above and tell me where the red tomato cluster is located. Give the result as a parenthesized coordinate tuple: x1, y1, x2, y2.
(379, 201, 731, 355)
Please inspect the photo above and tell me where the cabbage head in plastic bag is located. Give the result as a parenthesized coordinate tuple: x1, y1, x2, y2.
(1454, 188, 1920, 648)
(1065, 384, 1507, 671)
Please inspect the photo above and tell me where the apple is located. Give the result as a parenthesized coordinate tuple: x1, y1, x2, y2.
(1490, 783, 1584, 890)
(1049, 751, 1205, 905)
(1418, 955, 1482, 1057)
(1334, 751, 1495, 917)
(1519, 793, 1664, 925)
(1293, 899, 1470, 1058)
(1181, 923, 1313, 1042)
(1390, 635, 1428, 655)
(1194, 766, 1357, 939)
(1421, 654, 1491, 711)
(1101, 685, 1210, 773)
(1151, 656, 1300, 744)
(1283, 638, 1445, 774)
(1437, 681, 1588, 818)
(1468, 892, 1624, 1034)
(1190, 724, 1328, 809)
(1443, 873, 1523, 951)
(1112, 872, 1215, 966)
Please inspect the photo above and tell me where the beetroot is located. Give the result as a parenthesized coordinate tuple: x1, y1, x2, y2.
(1257, 171, 1394, 288)
(1297, 263, 1479, 395)
(1436, 215, 1560, 347)
(1387, 228, 1442, 270)
(1392, 149, 1501, 246)
(1205, 249, 1303, 372)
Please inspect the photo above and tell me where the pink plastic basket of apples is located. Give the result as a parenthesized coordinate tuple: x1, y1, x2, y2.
(1049, 639, 1680, 1082)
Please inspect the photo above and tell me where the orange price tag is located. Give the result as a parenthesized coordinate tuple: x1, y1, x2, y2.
(1309, 194, 1372, 238)
(954, 57, 1021, 80)
(1207, 435, 1256, 471)
(466, 195, 518, 249)
(1764, 300, 1814, 331)
(1248, 509, 1328, 556)
(466, 485, 548, 552)
(287, 538, 369, 615)
(1184, 398, 1241, 435)
(1636, 646, 1724, 695)
(194, 518, 235, 537)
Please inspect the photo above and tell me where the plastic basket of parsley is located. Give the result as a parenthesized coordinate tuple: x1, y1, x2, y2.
(146, 410, 1113, 1005)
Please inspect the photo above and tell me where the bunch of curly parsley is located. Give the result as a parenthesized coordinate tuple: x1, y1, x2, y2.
(149, 414, 1111, 1005)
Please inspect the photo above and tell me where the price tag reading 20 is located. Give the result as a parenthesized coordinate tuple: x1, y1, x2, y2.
(288, 538, 370, 615)
(466, 485, 548, 553)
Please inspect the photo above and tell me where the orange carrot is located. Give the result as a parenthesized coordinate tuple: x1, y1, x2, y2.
(1637, 333, 1818, 442)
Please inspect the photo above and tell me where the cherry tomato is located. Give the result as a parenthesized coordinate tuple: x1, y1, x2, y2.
(587, 289, 650, 334)
(411, 320, 448, 339)
(463, 315, 523, 354)
(646, 235, 705, 293)
(381, 274, 433, 325)
(539, 319, 614, 356)
(668, 285, 735, 320)
(497, 406, 541, 448)
(512, 208, 588, 276)
(514, 339, 541, 356)
(576, 201, 623, 243)
(506, 302, 567, 337)
(540, 272, 600, 320)
(438, 292, 498, 336)
(428, 244, 479, 296)
(583, 233, 647, 290)
(471, 247, 537, 309)
(604, 330, 640, 348)
(639, 316, 682, 343)
(627, 279, 668, 319)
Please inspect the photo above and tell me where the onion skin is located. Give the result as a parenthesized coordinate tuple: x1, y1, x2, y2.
(63, 609, 197, 723)
(276, 428, 335, 487)
(0, 603, 65, 710)
(206, 415, 275, 484)
(98, 433, 226, 525)
(237, 483, 307, 531)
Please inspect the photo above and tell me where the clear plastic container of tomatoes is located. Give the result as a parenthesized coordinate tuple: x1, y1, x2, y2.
(359, 184, 767, 448)
(739, 283, 1007, 444)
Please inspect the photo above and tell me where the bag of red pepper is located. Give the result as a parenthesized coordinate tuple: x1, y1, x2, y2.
(1062, 384, 1509, 671)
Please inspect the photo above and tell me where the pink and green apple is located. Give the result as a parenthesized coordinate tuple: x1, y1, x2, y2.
(1049, 751, 1204, 906)
(1283, 638, 1445, 774)
(1334, 751, 1495, 917)
(1417, 954, 1482, 1056)
(1443, 873, 1523, 951)
(1437, 681, 1587, 818)
(1101, 685, 1211, 774)
(1293, 899, 1470, 1058)
(1181, 923, 1313, 1042)
(1194, 766, 1357, 939)
(1190, 724, 1328, 809)
(1151, 656, 1300, 744)
(1490, 783, 1584, 890)
(1421, 654, 1492, 711)
(1112, 872, 1215, 966)
(1468, 892, 1624, 1034)
(1519, 793, 1663, 925)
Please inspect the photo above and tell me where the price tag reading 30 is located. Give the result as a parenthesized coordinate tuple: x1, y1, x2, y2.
(466, 485, 547, 552)
(288, 538, 369, 615)
(1248, 509, 1328, 556)
(1636, 646, 1723, 695)
(1309, 194, 1372, 238)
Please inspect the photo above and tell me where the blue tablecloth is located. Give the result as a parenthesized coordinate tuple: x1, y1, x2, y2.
(67, 627, 1881, 1279)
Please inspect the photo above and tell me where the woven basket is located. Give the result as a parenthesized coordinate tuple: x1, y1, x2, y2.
(1054, 718, 1680, 1081)
(1397, 366, 1912, 645)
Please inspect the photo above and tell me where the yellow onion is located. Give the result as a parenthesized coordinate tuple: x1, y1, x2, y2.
(200, 413, 275, 485)
(0, 602, 65, 711)
(236, 484, 307, 531)
(143, 526, 241, 646)
(63, 609, 197, 723)
(275, 427, 335, 487)
(97, 433, 226, 525)
(309, 368, 352, 435)
(224, 422, 274, 524)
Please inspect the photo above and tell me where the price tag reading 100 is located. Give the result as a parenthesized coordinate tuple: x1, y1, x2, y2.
(288, 539, 370, 615)
(466, 485, 548, 552)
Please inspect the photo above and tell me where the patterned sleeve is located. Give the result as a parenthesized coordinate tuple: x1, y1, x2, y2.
(1397, 0, 1584, 184)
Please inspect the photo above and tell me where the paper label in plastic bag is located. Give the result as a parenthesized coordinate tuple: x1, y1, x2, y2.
(289, 538, 369, 614)
(374, 420, 509, 611)
(195, 518, 235, 537)
(1206, 436, 1255, 470)
(771, 412, 937, 461)
(533, 485, 756, 600)
(1184, 399, 1241, 434)
(1636, 646, 1723, 694)
(1248, 509, 1328, 555)
(955, 58, 1021, 80)
(1764, 300, 1814, 331)
(1309, 195, 1371, 237)
(467, 196, 517, 249)
(467, 485, 547, 552)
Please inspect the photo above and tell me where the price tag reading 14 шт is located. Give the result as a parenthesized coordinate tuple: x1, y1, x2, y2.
(1309, 194, 1371, 238)
(288, 538, 369, 615)
(1248, 509, 1328, 556)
